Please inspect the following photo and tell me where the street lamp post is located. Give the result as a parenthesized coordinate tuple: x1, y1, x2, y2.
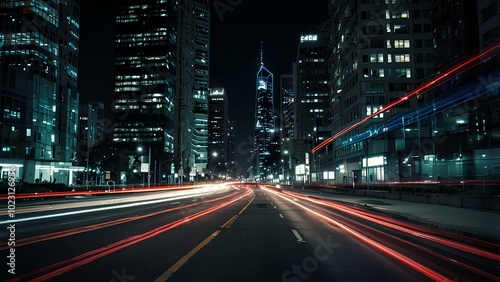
(138, 146, 152, 187)
(148, 146, 151, 187)
(213, 162, 221, 181)
(211, 152, 219, 180)
(281, 159, 284, 183)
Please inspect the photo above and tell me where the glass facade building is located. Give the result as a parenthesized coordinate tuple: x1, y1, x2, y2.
(113, 0, 178, 181)
(312, 0, 500, 184)
(254, 57, 275, 180)
(322, 0, 436, 183)
(113, 0, 210, 183)
(192, 0, 210, 175)
(0, 0, 81, 184)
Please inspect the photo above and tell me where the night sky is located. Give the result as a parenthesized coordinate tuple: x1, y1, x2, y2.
(78, 0, 329, 173)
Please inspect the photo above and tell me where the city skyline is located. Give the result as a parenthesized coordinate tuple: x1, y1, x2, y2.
(78, 1, 329, 174)
(2, 0, 497, 184)
(2, 2, 499, 280)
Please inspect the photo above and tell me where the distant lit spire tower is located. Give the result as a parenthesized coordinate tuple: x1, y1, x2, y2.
(254, 42, 275, 180)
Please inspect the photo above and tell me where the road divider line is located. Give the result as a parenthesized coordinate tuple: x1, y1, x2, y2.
(292, 229, 306, 243)
(279, 213, 284, 218)
(10, 188, 254, 282)
(221, 215, 238, 229)
(155, 230, 221, 282)
(157, 193, 255, 281)
(221, 195, 256, 229)
(238, 195, 255, 215)
(264, 187, 453, 282)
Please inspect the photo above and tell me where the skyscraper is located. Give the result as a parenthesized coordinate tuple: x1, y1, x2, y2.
(174, 0, 211, 182)
(113, 0, 178, 182)
(294, 32, 330, 183)
(113, 1, 209, 184)
(192, 0, 210, 176)
(0, 0, 81, 185)
(294, 33, 330, 140)
(325, 0, 435, 183)
(208, 88, 228, 179)
(254, 45, 275, 181)
(175, 0, 196, 181)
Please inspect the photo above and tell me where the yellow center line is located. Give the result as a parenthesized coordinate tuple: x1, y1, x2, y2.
(221, 194, 255, 229)
(155, 194, 255, 281)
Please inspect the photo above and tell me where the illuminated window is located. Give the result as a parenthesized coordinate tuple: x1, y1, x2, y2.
(366, 105, 384, 118)
(394, 54, 410, 62)
(394, 40, 410, 48)
(370, 54, 384, 63)
(364, 68, 385, 77)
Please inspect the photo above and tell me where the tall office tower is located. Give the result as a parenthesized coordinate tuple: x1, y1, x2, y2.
(174, 0, 210, 181)
(294, 33, 330, 182)
(208, 88, 228, 179)
(175, 0, 196, 180)
(326, 0, 435, 183)
(192, 0, 210, 176)
(113, 1, 178, 183)
(254, 46, 275, 181)
(0, 0, 80, 184)
(280, 74, 294, 182)
(294, 33, 330, 139)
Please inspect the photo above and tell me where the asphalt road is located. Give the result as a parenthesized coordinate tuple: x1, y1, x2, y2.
(1, 183, 498, 281)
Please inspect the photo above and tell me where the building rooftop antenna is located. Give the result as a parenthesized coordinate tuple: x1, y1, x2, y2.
(260, 41, 264, 65)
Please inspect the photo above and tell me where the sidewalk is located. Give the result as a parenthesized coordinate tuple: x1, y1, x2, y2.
(291, 187, 500, 243)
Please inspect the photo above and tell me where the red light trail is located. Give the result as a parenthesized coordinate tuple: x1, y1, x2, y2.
(7, 186, 253, 282)
(0, 189, 242, 250)
(261, 186, 453, 281)
(260, 185, 500, 281)
(282, 189, 500, 260)
(0, 184, 202, 201)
